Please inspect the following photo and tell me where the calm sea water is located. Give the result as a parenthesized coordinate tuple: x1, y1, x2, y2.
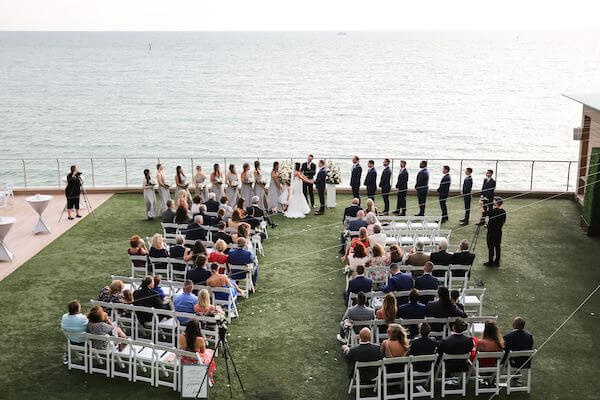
(1, 31, 599, 190)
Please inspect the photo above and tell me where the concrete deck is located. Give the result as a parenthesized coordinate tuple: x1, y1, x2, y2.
(0, 193, 112, 281)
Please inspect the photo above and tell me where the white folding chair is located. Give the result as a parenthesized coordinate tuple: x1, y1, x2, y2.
(348, 360, 382, 400)
(415, 230, 433, 246)
(154, 343, 185, 391)
(432, 229, 451, 245)
(424, 216, 441, 229)
(382, 356, 410, 400)
(169, 258, 189, 282)
(438, 353, 471, 397)
(212, 287, 238, 322)
(473, 351, 504, 395)
(132, 340, 156, 385)
(409, 354, 437, 399)
(229, 263, 255, 297)
(398, 230, 415, 247)
(461, 288, 485, 316)
(447, 265, 471, 290)
(129, 255, 149, 278)
(109, 336, 134, 381)
(161, 223, 180, 240)
(62, 330, 88, 372)
(504, 349, 535, 394)
(149, 257, 171, 280)
(85, 333, 112, 377)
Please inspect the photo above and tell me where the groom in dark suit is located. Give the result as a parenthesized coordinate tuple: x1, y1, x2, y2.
(314, 160, 327, 215)
(379, 158, 392, 214)
(437, 165, 451, 223)
(301, 154, 316, 208)
(394, 160, 408, 216)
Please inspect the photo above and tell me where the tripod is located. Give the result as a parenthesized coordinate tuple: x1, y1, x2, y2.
(196, 323, 245, 399)
(59, 176, 95, 222)
(471, 222, 482, 252)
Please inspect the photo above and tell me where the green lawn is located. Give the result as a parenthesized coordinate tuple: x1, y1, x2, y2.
(0, 193, 599, 399)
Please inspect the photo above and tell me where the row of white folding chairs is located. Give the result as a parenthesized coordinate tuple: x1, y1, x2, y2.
(63, 332, 200, 392)
(378, 215, 443, 230)
(90, 299, 220, 348)
(364, 264, 472, 291)
(349, 349, 535, 400)
(129, 252, 238, 281)
(383, 229, 451, 247)
(111, 275, 243, 321)
(347, 316, 494, 345)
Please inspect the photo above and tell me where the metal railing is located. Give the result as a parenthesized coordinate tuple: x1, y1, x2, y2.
(0, 156, 578, 192)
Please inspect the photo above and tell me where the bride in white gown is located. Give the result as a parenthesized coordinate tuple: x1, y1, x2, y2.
(283, 163, 313, 219)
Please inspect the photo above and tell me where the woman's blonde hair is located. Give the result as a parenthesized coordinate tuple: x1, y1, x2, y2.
(214, 239, 227, 252)
(388, 323, 410, 351)
(366, 198, 375, 212)
(359, 227, 369, 241)
(372, 243, 384, 258)
(109, 280, 124, 294)
(366, 211, 378, 225)
(198, 289, 211, 308)
(151, 233, 164, 249)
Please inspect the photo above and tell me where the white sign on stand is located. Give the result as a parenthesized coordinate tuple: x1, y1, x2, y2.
(181, 364, 209, 399)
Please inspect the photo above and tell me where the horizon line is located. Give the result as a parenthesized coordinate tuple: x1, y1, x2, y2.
(2, 28, 600, 33)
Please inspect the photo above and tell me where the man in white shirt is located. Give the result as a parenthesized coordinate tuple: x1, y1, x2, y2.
(61, 300, 88, 344)
(368, 224, 387, 248)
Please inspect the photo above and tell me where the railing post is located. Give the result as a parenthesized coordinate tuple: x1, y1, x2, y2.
(458, 159, 463, 190)
(22, 159, 27, 188)
(391, 159, 395, 178)
(495, 160, 499, 183)
(57, 159, 61, 188)
(124, 158, 128, 187)
(530, 161, 535, 191)
(190, 158, 194, 175)
(224, 158, 227, 171)
(566, 161, 572, 191)
(91, 158, 96, 187)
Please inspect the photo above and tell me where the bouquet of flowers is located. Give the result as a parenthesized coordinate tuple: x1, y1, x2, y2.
(214, 176, 223, 185)
(326, 160, 342, 184)
(230, 180, 240, 188)
(246, 177, 255, 184)
(255, 175, 265, 185)
(197, 182, 207, 190)
(277, 161, 292, 186)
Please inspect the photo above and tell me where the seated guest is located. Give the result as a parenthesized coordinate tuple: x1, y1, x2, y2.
(380, 324, 410, 359)
(86, 305, 127, 350)
(228, 209, 246, 230)
(191, 195, 203, 215)
(122, 289, 133, 304)
(235, 197, 247, 218)
(397, 289, 427, 337)
(98, 279, 124, 303)
(337, 291, 375, 343)
(451, 290, 464, 312)
(247, 195, 276, 229)
(216, 208, 226, 225)
(149, 233, 169, 273)
(206, 262, 246, 298)
(186, 215, 207, 242)
(194, 289, 220, 316)
(503, 317, 534, 368)
(365, 198, 378, 216)
(387, 245, 404, 265)
(175, 190, 189, 212)
(204, 192, 220, 213)
(426, 286, 467, 332)
(128, 234, 148, 261)
(406, 240, 430, 266)
(161, 199, 176, 223)
(185, 240, 207, 263)
(368, 224, 387, 249)
(375, 293, 397, 333)
(174, 280, 199, 324)
(212, 221, 234, 246)
(341, 327, 382, 382)
(219, 196, 233, 218)
(345, 265, 373, 305)
(208, 239, 229, 272)
(152, 275, 168, 300)
(133, 276, 170, 324)
(61, 300, 88, 344)
(342, 197, 363, 224)
(348, 210, 368, 232)
(379, 263, 413, 302)
(228, 238, 258, 286)
(414, 261, 439, 304)
(186, 255, 212, 285)
(476, 320, 505, 368)
(438, 318, 473, 373)
(365, 211, 380, 235)
(451, 239, 476, 266)
(170, 235, 189, 259)
(198, 204, 218, 226)
(178, 320, 216, 382)
(409, 323, 438, 372)
(346, 242, 369, 277)
(174, 204, 190, 224)
(369, 243, 387, 266)
(430, 239, 453, 276)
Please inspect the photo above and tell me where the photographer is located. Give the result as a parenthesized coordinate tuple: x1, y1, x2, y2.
(481, 196, 506, 267)
(65, 165, 82, 220)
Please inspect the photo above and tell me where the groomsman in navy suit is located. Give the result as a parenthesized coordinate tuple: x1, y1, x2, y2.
(415, 161, 429, 216)
(350, 155, 362, 202)
(478, 169, 496, 226)
(394, 160, 409, 216)
(364, 160, 377, 202)
(437, 165, 451, 223)
(459, 167, 473, 225)
(379, 158, 392, 214)
(314, 160, 327, 215)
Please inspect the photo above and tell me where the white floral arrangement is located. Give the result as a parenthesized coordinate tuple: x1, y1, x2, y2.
(230, 180, 240, 188)
(255, 175, 265, 185)
(246, 177, 255, 184)
(197, 182, 207, 190)
(277, 161, 292, 186)
(326, 160, 342, 184)
(214, 176, 223, 185)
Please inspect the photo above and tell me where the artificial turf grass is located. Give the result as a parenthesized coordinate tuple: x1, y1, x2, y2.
(0, 193, 599, 399)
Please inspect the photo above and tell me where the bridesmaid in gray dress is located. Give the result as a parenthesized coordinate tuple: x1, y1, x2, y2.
(142, 169, 157, 219)
(225, 164, 239, 207)
(192, 165, 209, 202)
(156, 163, 171, 213)
(240, 163, 254, 207)
(175, 166, 192, 206)
(253, 160, 267, 209)
(267, 161, 283, 213)
(210, 163, 223, 201)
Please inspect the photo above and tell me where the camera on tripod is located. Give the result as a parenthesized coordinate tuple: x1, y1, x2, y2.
(215, 313, 228, 341)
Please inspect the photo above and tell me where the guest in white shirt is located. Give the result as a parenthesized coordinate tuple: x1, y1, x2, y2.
(368, 224, 387, 248)
(61, 300, 88, 344)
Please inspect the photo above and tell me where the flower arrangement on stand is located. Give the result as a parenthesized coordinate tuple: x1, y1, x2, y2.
(325, 160, 341, 208)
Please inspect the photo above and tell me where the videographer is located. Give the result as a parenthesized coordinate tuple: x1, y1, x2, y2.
(65, 165, 82, 220)
(481, 196, 506, 267)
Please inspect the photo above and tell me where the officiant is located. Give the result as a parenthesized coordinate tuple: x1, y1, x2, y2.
(301, 154, 316, 208)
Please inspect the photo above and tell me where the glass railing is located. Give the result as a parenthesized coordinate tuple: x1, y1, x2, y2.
(0, 156, 578, 192)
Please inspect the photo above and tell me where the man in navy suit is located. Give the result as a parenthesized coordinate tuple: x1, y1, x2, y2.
(478, 169, 496, 225)
(459, 167, 473, 225)
(437, 319, 473, 373)
(397, 289, 427, 337)
(379, 263, 414, 304)
(301, 154, 316, 208)
(345, 265, 373, 305)
(394, 160, 409, 216)
(437, 165, 451, 223)
(415, 160, 429, 216)
(364, 160, 377, 202)
(350, 155, 362, 202)
(409, 323, 438, 372)
(314, 160, 327, 215)
(414, 262, 439, 304)
(342, 198, 363, 224)
(503, 317, 534, 368)
(379, 158, 392, 214)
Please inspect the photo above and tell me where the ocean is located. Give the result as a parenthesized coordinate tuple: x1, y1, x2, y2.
(0, 31, 599, 190)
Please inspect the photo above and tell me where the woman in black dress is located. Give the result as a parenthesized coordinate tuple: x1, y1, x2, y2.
(65, 165, 82, 220)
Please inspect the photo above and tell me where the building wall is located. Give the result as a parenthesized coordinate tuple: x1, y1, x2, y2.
(579, 106, 600, 199)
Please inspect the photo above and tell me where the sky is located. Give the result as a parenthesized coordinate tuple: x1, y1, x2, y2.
(1, 0, 600, 31)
